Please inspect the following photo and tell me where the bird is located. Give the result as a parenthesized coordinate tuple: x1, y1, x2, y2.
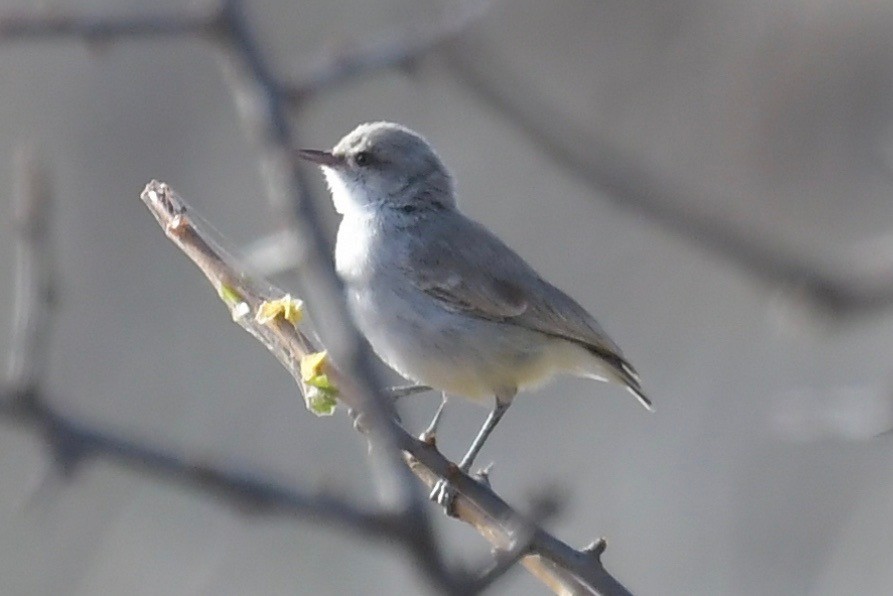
(298, 122, 651, 508)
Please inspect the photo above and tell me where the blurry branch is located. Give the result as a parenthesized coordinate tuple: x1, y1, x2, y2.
(0, 7, 214, 41)
(442, 41, 893, 318)
(282, 1, 489, 103)
(207, 4, 449, 587)
(141, 180, 633, 596)
(0, 392, 413, 538)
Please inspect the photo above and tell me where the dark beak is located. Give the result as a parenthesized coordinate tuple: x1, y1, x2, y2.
(297, 149, 343, 167)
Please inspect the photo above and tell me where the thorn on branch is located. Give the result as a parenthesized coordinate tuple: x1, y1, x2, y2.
(475, 461, 494, 488)
(583, 537, 608, 560)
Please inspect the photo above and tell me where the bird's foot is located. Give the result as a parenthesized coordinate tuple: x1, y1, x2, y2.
(429, 478, 458, 516)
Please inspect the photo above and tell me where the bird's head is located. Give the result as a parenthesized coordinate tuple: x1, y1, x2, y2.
(299, 122, 455, 215)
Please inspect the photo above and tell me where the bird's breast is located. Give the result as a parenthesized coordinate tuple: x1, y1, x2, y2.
(335, 215, 380, 284)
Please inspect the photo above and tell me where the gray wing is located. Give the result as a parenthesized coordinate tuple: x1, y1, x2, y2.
(403, 212, 650, 408)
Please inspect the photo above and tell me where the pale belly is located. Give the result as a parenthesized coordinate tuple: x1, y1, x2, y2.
(345, 280, 598, 404)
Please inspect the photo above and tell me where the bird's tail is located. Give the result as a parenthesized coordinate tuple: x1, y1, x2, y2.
(571, 342, 653, 411)
(592, 351, 654, 412)
(617, 360, 653, 412)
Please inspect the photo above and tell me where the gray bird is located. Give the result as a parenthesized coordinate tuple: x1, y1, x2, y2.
(299, 122, 651, 506)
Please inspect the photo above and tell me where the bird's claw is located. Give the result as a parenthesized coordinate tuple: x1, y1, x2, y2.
(429, 479, 458, 516)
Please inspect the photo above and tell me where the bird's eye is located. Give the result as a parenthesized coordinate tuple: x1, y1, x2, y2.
(354, 151, 371, 167)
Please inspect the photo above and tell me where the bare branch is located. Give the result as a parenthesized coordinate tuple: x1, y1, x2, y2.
(0, 7, 214, 42)
(442, 41, 893, 318)
(0, 390, 403, 538)
(141, 180, 634, 595)
(283, 0, 490, 104)
(206, 4, 455, 586)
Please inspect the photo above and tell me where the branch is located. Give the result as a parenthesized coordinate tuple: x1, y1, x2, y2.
(0, 8, 214, 41)
(442, 41, 893, 318)
(0, 391, 404, 538)
(206, 6, 456, 588)
(283, 0, 489, 103)
(141, 180, 634, 596)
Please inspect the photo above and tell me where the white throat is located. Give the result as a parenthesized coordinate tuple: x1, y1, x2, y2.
(323, 167, 374, 216)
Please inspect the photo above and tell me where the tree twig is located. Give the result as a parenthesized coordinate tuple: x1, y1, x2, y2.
(206, 3, 455, 588)
(283, 0, 489, 103)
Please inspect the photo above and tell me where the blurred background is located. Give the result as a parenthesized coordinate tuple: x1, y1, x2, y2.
(2, 0, 893, 594)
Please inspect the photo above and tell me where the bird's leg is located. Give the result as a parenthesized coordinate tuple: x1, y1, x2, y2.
(420, 393, 448, 443)
(431, 392, 514, 514)
(457, 400, 511, 473)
